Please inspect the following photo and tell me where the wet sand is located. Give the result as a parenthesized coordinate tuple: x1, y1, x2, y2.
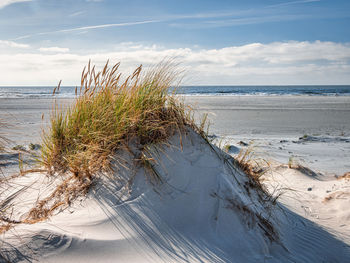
(1, 96, 349, 144)
(1, 96, 349, 175)
(0, 98, 71, 145)
(184, 95, 350, 137)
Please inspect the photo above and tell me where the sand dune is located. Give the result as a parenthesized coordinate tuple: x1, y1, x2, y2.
(1, 129, 349, 262)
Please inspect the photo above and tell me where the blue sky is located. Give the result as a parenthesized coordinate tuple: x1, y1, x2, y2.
(0, 0, 349, 85)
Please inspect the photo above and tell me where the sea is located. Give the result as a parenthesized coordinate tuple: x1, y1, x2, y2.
(0, 85, 349, 98)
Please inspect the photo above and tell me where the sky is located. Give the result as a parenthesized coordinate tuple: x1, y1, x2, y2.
(0, 0, 349, 85)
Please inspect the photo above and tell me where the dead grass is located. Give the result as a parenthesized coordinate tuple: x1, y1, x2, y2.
(211, 191, 279, 242)
(228, 145, 285, 242)
(0, 60, 281, 244)
(337, 172, 350, 180)
(0, 119, 12, 260)
(288, 156, 321, 178)
(41, 60, 198, 176)
(3, 59, 204, 225)
(234, 145, 271, 196)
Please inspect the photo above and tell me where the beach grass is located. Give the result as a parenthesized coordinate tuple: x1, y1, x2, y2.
(1, 59, 275, 235)
(0, 60, 280, 246)
(0, 60, 209, 227)
(7, 60, 207, 223)
(0, 120, 11, 237)
(41, 60, 199, 178)
(234, 145, 272, 199)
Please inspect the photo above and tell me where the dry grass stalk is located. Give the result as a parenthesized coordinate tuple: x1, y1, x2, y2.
(0, 119, 12, 248)
(15, 59, 207, 225)
(41, 60, 199, 177)
(233, 145, 273, 201)
(24, 175, 92, 224)
(0, 59, 208, 234)
(337, 172, 350, 180)
(235, 146, 269, 183)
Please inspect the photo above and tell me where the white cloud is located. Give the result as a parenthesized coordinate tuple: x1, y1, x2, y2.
(38, 47, 70, 53)
(0, 41, 349, 85)
(0, 40, 29, 48)
(0, 0, 32, 9)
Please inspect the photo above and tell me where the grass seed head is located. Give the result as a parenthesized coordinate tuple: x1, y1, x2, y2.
(41, 59, 205, 178)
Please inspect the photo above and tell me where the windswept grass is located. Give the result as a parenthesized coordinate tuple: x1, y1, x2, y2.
(0, 61, 280, 244)
(0, 60, 206, 228)
(0, 118, 12, 176)
(0, 120, 12, 241)
(235, 145, 270, 183)
(41, 60, 198, 178)
(233, 144, 273, 201)
(12, 60, 206, 223)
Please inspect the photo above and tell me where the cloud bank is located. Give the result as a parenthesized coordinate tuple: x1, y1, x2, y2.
(0, 40, 29, 48)
(0, 40, 349, 85)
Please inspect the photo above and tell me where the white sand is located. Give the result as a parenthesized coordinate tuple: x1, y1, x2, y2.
(1, 130, 350, 262)
(1, 95, 350, 262)
(264, 162, 350, 243)
(184, 95, 350, 176)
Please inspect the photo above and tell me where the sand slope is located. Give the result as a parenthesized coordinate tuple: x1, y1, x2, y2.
(264, 162, 350, 243)
(1, 130, 349, 262)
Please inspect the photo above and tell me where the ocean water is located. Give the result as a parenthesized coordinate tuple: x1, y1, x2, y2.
(0, 85, 349, 98)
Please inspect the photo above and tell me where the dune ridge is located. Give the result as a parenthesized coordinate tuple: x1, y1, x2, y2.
(1, 129, 349, 262)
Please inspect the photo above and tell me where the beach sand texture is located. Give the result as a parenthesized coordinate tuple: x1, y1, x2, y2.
(1, 95, 349, 141)
(1, 129, 350, 262)
(1, 95, 350, 262)
(1, 95, 349, 175)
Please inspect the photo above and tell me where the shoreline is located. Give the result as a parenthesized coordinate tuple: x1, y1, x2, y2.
(1, 95, 349, 176)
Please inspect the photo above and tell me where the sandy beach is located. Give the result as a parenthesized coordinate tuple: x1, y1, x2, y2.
(1, 95, 349, 175)
(1, 95, 350, 140)
(1, 94, 350, 262)
(185, 95, 350, 137)
(185, 95, 350, 176)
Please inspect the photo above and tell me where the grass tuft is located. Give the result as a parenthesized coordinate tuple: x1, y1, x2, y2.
(233, 144, 274, 202)
(235, 145, 270, 185)
(17, 60, 208, 224)
(41, 60, 199, 178)
(1, 60, 208, 230)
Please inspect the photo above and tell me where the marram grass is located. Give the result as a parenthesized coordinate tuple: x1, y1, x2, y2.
(0, 60, 209, 229)
(0, 61, 278, 239)
(41, 60, 202, 178)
